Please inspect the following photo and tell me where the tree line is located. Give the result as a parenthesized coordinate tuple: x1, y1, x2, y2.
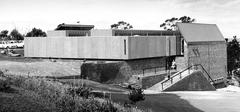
(226, 36, 240, 76)
(0, 28, 46, 41)
(1, 16, 195, 41)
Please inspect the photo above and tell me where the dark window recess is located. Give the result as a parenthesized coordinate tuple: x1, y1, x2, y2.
(181, 38, 184, 55)
(124, 39, 126, 55)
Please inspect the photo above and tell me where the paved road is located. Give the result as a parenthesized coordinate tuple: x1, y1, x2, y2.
(143, 86, 240, 112)
(175, 90, 240, 112)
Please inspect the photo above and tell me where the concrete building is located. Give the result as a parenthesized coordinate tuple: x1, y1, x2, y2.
(24, 23, 227, 89)
(176, 23, 227, 81)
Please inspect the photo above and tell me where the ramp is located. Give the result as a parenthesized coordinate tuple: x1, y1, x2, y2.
(164, 71, 215, 91)
(147, 64, 216, 91)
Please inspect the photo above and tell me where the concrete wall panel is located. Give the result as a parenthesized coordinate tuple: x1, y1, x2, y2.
(128, 36, 176, 59)
(176, 41, 227, 80)
(25, 36, 177, 60)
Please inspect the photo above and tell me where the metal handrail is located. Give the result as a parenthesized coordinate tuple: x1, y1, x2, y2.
(195, 64, 215, 84)
(161, 64, 215, 90)
(161, 65, 193, 85)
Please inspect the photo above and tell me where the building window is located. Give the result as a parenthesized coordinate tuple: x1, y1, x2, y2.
(181, 38, 184, 55)
(124, 39, 126, 55)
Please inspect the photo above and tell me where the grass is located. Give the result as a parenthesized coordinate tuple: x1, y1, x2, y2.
(0, 71, 143, 112)
(0, 59, 81, 77)
(59, 79, 129, 93)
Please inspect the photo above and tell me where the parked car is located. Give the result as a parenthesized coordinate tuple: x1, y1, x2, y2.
(0, 40, 24, 48)
(0, 41, 13, 48)
(16, 41, 24, 48)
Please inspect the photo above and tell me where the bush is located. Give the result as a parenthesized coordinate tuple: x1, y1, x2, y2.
(128, 88, 145, 104)
(55, 94, 77, 112)
(55, 94, 118, 112)
(9, 75, 26, 87)
(0, 70, 4, 77)
(0, 79, 10, 91)
(67, 86, 92, 99)
(0, 71, 10, 92)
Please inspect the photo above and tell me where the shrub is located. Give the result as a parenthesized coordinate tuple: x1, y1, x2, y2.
(0, 70, 4, 77)
(55, 94, 77, 112)
(91, 92, 109, 98)
(0, 71, 10, 92)
(78, 99, 118, 112)
(0, 79, 10, 91)
(9, 75, 26, 87)
(128, 88, 145, 104)
(67, 86, 92, 99)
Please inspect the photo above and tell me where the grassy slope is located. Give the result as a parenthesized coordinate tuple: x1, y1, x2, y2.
(59, 79, 129, 93)
(0, 86, 53, 112)
(0, 59, 128, 93)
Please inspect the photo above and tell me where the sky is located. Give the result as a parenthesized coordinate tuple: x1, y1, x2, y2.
(0, 0, 239, 38)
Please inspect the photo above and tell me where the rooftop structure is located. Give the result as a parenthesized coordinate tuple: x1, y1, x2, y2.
(177, 23, 225, 43)
(55, 24, 94, 30)
(176, 23, 227, 80)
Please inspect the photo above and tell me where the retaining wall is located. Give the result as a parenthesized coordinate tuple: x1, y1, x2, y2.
(81, 57, 166, 83)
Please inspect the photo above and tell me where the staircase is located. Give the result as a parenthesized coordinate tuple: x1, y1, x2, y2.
(148, 64, 215, 92)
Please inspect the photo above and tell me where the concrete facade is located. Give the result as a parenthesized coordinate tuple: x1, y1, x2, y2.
(24, 36, 178, 60)
(176, 23, 227, 81)
(176, 41, 227, 80)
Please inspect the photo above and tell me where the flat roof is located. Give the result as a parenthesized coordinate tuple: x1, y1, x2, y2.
(177, 23, 225, 43)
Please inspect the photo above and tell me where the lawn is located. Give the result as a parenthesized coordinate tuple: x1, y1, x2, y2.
(1, 58, 240, 112)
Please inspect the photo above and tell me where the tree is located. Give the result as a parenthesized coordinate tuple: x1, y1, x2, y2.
(160, 16, 195, 31)
(111, 21, 133, 30)
(0, 30, 8, 37)
(227, 36, 240, 74)
(0, 30, 9, 40)
(10, 29, 24, 40)
(25, 28, 46, 37)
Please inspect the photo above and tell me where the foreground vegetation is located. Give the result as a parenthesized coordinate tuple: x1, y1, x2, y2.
(0, 70, 143, 112)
